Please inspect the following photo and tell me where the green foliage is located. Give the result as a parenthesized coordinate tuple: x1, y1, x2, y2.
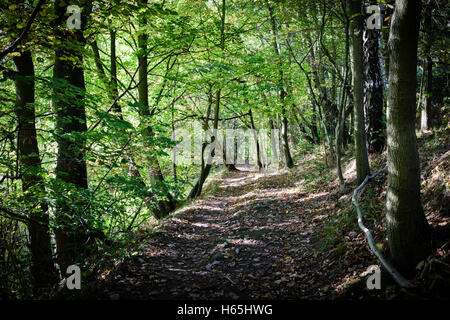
(0, 0, 448, 299)
(320, 186, 382, 250)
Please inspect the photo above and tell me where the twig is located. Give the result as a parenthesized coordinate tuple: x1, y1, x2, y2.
(0, 0, 46, 60)
(224, 274, 235, 285)
(430, 258, 450, 269)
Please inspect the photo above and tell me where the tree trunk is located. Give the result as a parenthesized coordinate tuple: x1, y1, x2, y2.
(381, 3, 391, 85)
(280, 107, 294, 168)
(267, 1, 294, 169)
(292, 111, 315, 144)
(53, 0, 90, 269)
(249, 109, 263, 171)
(386, 0, 430, 273)
(222, 123, 238, 171)
(348, 0, 370, 184)
(310, 98, 320, 143)
(189, 1, 228, 197)
(110, 28, 120, 115)
(14, 51, 56, 295)
(363, 0, 385, 153)
(137, 1, 175, 218)
(420, 2, 433, 131)
(188, 88, 219, 199)
(217, 0, 237, 172)
(268, 118, 279, 167)
(336, 15, 350, 185)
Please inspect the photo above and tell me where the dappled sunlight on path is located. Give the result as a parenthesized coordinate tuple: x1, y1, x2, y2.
(93, 161, 368, 300)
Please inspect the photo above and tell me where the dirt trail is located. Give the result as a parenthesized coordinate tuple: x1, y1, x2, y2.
(88, 131, 450, 300)
(93, 165, 349, 300)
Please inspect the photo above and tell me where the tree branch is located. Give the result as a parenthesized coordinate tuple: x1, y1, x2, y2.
(0, 0, 46, 61)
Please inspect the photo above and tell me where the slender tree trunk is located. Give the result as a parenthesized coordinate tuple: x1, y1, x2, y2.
(318, 100, 333, 166)
(53, 0, 90, 269)
(420, 56, 433, 130)
(420, 1, 433, 131)
(292, 111, 315, 143)
(336, 15, 350, 185)
(249, 109, 263, 171)
(348, 0, 370, 184)
(276, 115, 285, 168)
(216, 0, 236, 172)
(386, 0, 430, 273)
(381, 2, 392, 86)
(91, 28, 149, 185)
(268, 118, 279, 168)
(189, 0, 228, 197)
(267, 1, 294, 168)
(110, 28, 120, 115)
(280, 107, 294, 168)
(188, 88, 219, 199)
(137, 1, 175, 218)
(14, 51, 56, 295)
(306, 29, 338, 162)
(363, 0, 385, 153)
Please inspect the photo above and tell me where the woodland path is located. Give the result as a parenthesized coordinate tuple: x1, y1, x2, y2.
(93, 164, 360, 300)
